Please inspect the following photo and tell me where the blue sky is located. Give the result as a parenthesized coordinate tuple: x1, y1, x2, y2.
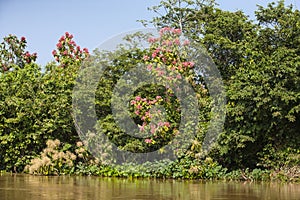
(0, 0, 298, 66)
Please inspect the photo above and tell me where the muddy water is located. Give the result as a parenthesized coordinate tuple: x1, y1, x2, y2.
(0, 174, 299, 200)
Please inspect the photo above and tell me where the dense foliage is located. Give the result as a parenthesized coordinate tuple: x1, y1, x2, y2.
(91, 28, 208, 164)
(0, 32, 88, 171)
(147, 0, 300, 171)
(0, 0, 299, 181)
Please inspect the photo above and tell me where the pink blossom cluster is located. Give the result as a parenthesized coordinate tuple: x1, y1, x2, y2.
(23, 51, 37, 64)
(143, 27, 195, 79)
(52, 32, 89, 67)
(159, 27, 181, 36)
(130, 95, 172, 144)
(1, 35, 37, 72)
(130, 27, 196, 145)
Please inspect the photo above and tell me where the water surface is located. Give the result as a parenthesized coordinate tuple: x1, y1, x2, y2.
(0, 174, 299, 200)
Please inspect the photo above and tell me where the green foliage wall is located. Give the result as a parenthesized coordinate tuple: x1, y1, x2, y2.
(0, 1, 299, 173)
(148, 0, 300, 169)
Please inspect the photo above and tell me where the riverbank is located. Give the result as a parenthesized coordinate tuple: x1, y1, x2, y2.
(3, 162, 299, 183)
(4, 139, 297, 183)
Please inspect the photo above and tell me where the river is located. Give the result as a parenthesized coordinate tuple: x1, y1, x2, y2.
(0, 174, 299, 200)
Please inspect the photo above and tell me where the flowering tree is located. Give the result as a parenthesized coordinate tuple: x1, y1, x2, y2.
(0, 32, 90, 172)
(93, 27, 208, 163)
(128, 27, 199, 152)
(0, 34, 37, 73)
(39, 32, 90, 149)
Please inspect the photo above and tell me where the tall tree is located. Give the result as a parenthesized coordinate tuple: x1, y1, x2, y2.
(147, 0, 300, 169)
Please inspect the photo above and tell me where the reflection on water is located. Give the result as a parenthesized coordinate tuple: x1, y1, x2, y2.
(0, 174, 299, 200)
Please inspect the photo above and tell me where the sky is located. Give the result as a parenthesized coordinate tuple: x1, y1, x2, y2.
(0, 0, 298, 66)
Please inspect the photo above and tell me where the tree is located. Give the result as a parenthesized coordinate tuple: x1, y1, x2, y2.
(0, 63, 42, 171)
(220, 1, 300, 169)
(73, 28, 210, 165)
(0, 35, 37, 73)
(0, 32, 89, 171)
(147, 0, 256, 81)
(146, 0, 300, 169)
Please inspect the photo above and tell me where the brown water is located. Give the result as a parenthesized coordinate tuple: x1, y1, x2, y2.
(0, 174, 299, 200)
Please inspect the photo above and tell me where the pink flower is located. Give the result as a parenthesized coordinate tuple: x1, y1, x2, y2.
(150, 124, 156, 134)
(164, 122, 170, 127)
(159, 27, 171, 35)
(156, 96, 162, 100)
(145, 139, 152, 144)
(145, 111, 150, 117)
(136, 104, 142, 110)
(183, 40, 190, 46)
(65, 32, 70, 38)
(20, 37, 26, 42)
(176, 74, 182, 79)
(150, 99, 157, 104)
(63, 50, 68, 55)
(52, 50, 57, 56)
(25, 51, 30, 57)
(77, 46, 81, 51)
(69, 40, 76, 45)
(147, 37, 156, 43)
(173, 29, 182, 35)
(158, 121, 164, 127)
(158, 70, 164, 76)
(183, 62, 189, 67)
(59, 36, 65, 42)
(56, 42, 62, 49)
(143, 55, 150, 61)
(83, 48, 89, 54)
(152, 52, 157, 58)
(135, 96, 141, 101)
(134, 110, 140, 115)
(139, 125, 145, 132)
(189, 62, 195, 67)
(174, 38, 180, 45)
(130, 100, 136, 105)
(147, 64, 152, 70)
